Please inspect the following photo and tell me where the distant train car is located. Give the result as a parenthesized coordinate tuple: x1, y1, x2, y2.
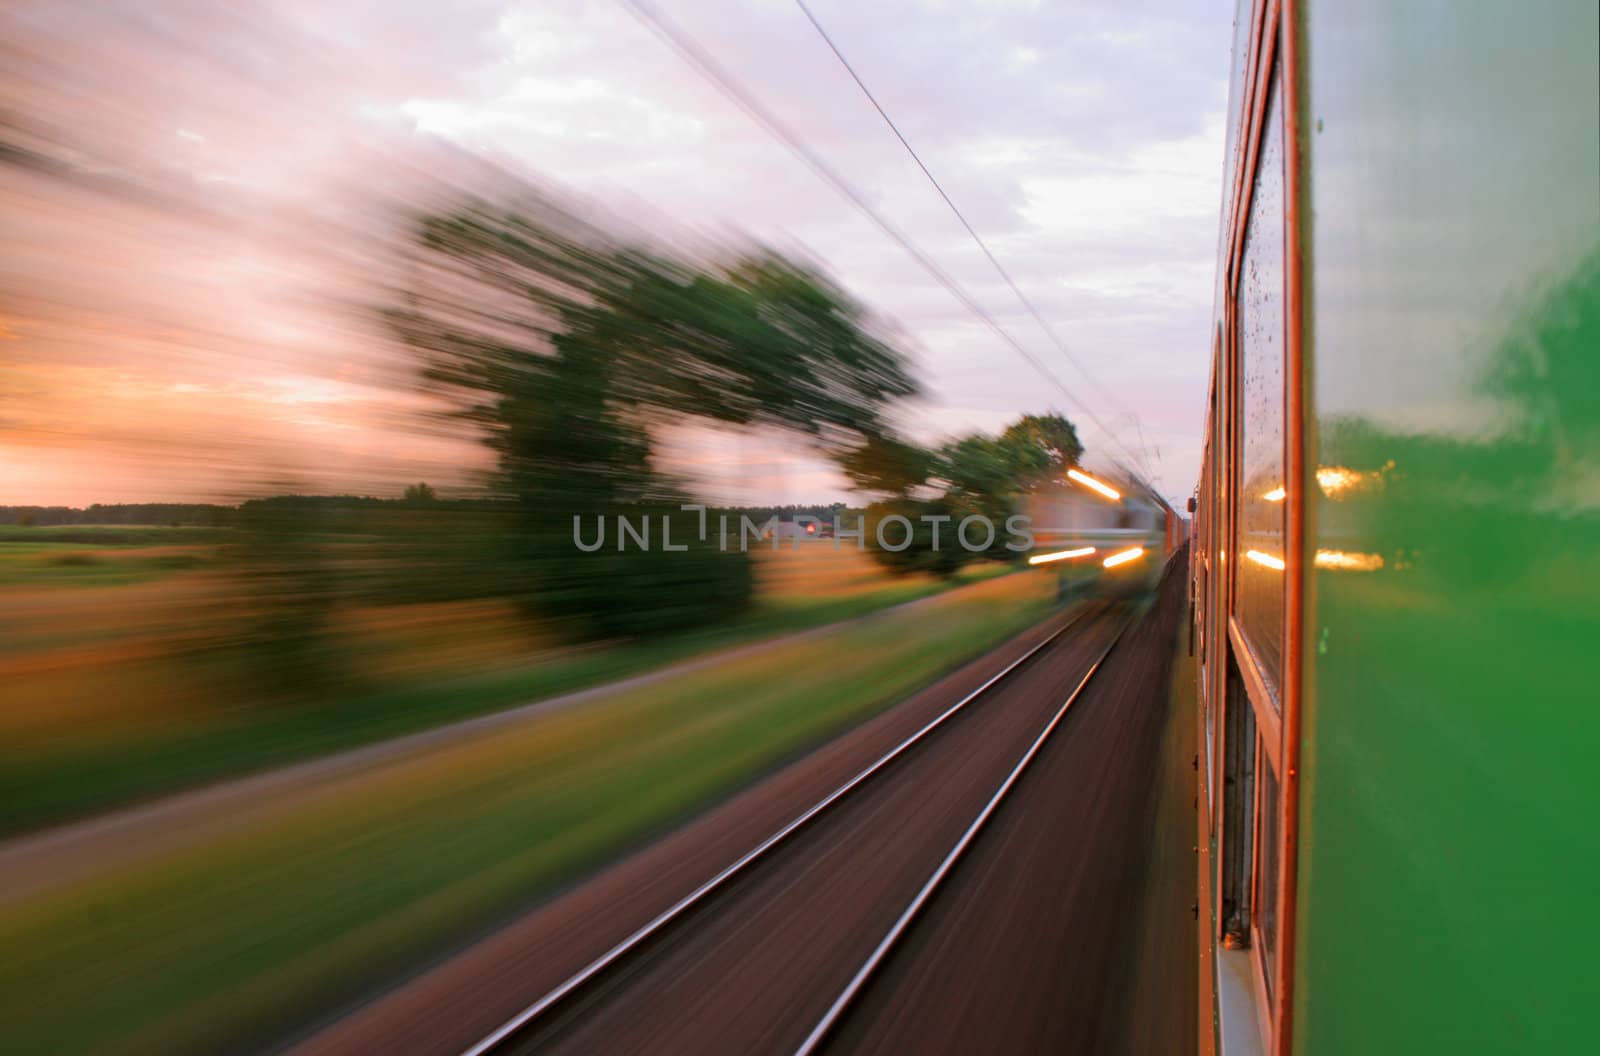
(1190, 3, 1597, 1055)
(1023, 466, 1178, 598)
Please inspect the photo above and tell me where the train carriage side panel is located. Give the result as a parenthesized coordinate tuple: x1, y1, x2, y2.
(1290, 3, 1600, 1055)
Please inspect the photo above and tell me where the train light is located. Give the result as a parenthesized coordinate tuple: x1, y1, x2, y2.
(1315, 465, 1384, 498)
(1066, 468, 1121, 501)
(1313, 549, 1384, 571)
(1102, 546, 1144, 568)
(1028, 547, 1096, 565)
(1262, 486, 1286, 502)
(1245, 549, 1286, 571)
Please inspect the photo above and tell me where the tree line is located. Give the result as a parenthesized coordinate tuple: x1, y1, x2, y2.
(12, 176, 1087, 688)
(834, 411, 1083, 577)
(1, 504, 233, 527)
(379, 186, 1085, 636)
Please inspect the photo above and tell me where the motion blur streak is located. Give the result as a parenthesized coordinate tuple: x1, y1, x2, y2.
(1028, 547, 1096, 565)
(1067, 468, 1122, 501)
(1312, 549, 1384, 572)
(1101, 546, 1144, 568)
(0, 4, 1201, 1055)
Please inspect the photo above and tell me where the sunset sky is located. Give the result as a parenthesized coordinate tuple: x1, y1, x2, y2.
(1, 0, 1233, 507)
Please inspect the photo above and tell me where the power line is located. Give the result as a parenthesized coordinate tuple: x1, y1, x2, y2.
(613, 0, 1150, 473)
(792, 0, 1157, 476)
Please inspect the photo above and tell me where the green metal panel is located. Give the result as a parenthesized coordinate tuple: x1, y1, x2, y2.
(1296, 2, 1599, 1052)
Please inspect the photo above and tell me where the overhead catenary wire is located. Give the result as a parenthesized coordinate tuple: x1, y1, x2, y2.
(792, 0, 1156, 475)
(613, 0, 1152, 474)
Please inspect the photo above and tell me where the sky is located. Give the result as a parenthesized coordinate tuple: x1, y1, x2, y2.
(1, 0, 1234, 508)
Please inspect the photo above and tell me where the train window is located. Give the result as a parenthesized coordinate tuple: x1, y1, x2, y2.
(1211, 322, 1229, 722)
(1254, 746, 1282, 996)
(1232, 53, 1287, 706)
(1220, 656, 1256, 948)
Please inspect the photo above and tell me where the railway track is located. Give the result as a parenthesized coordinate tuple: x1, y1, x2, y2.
(459, 599, 1143, 1056)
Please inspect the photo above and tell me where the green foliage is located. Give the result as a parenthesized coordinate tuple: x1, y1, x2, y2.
(515, 506, 754, 640)
(0, 524, 229, 546)
(843, 412, 1082, 577)
(940, 433, 1019, 503)
(0, 576, 1049, 1055)
(224, 500, 341, 699)
(836, 432, 935, 499)
(0, 563, 993, 839)
(861, 498, 971, 578)
(0, 503, 233, 527)
(997, 412, 1084, 486)
(386, 190, 917, 639)
(48, 552, 97, 567)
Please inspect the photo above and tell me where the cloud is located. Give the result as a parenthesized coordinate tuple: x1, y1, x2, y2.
(1, 0, 1232, 505)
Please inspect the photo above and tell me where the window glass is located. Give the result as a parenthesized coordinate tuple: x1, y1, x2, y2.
(1233, 56, 1287, 703)
(1255, 748, 1281, 996)
(1221, 658, 1257, 945)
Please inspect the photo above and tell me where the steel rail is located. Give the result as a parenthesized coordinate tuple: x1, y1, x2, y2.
(792, 614, 1135, 1055)
(460, 607, 1100, 1056)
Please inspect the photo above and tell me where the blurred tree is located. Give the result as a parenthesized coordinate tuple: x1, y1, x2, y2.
(860, 497, 970, 578)
(403, 482, 437, 504)
(936, 434, 1021, 562)
(226, 496, 340, 700)
(997, 412, 1084, 486)
(844, 412, 1083, 577)
(835, 432, 935, 499)
(939, 434, 1018, 505)
(385, 192, 917, 638)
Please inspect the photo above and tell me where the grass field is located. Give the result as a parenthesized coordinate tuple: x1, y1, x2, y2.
(0, 524, 221, 587)
(0, 530, 1012, 835)
(0, 570, 1058, 1055)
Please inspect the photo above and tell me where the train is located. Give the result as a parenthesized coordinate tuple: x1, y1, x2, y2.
(1023, 465, 1185, 599)
(1188, 3, 1597, 1055)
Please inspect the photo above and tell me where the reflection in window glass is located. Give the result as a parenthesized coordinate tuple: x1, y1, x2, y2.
(1234, 56, 1287, 703)
(1256, 750, 1281, 997)
(1222, 659, 1256, 946)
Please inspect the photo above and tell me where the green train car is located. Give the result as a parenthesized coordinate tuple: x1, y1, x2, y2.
(1187, 2, 1598, 1053)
